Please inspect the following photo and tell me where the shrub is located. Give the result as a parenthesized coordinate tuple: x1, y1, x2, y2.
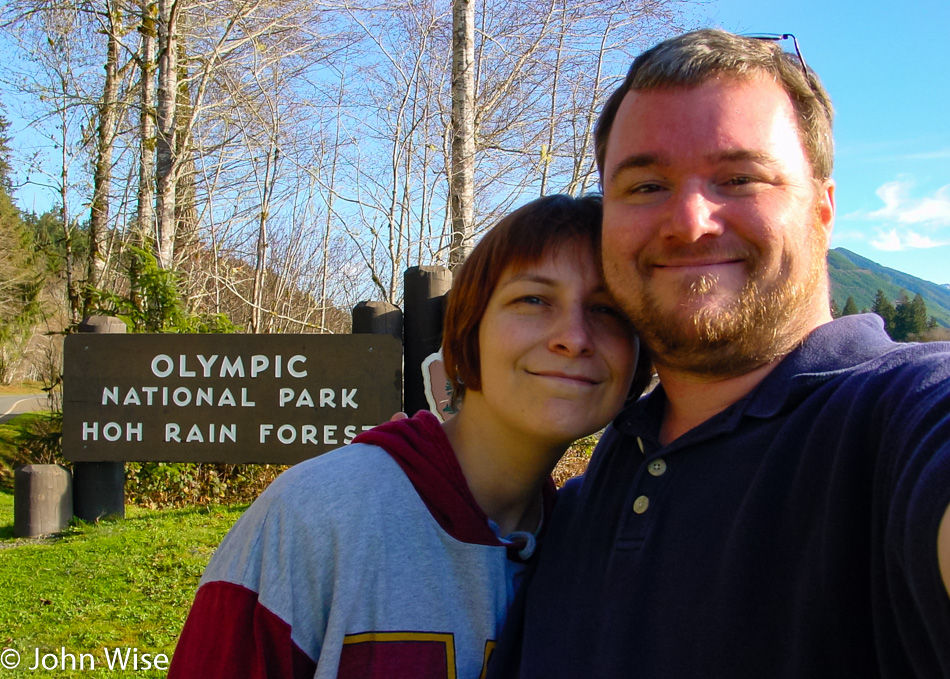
(125, 462, 286, 508)
(13, 410, 64, 466)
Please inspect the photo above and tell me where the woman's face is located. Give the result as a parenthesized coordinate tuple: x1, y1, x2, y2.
(467, 243, 638, 447)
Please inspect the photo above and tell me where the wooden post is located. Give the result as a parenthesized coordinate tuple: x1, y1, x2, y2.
(73, 315, 126, 521)
(352, 301, 403, 339)
(352, 301, 404, 411)
(403, 266, 452, 416)
(14, 465, 72, 537)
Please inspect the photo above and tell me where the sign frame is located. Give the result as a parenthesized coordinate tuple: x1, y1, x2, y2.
(63, 333, 402, 465)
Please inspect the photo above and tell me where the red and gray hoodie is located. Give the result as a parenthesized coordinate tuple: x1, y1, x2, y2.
(169, 410, 555, 679)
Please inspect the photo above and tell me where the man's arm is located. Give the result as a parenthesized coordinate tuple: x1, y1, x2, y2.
(939, 501, 950, 597)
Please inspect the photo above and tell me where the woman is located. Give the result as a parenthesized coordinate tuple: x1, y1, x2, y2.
(169, 194, 650, 679)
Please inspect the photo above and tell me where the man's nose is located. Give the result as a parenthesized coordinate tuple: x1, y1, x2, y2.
(662, 183, 724, 242)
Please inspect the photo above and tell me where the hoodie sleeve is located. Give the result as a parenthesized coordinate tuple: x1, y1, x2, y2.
(168, 580, 316, 679)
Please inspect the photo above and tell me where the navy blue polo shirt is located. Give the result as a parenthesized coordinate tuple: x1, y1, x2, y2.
(490, 315, 950, 678)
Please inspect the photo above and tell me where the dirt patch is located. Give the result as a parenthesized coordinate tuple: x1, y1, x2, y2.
(0, 381, 45, 395)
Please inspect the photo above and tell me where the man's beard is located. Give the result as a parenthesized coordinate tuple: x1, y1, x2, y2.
(612, 227, 829, 379)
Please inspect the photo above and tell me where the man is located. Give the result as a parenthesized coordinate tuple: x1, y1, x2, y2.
(488, 29, 950, 677)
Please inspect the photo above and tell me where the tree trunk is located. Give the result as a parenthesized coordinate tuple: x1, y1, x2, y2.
(155, 0, 179, 269)
(86, 0, 122, 312)
(137, 0, 157, 248)
(448, 0, 475, 269)
(251, 143, 279, 333)
(174, 39, 198, 266)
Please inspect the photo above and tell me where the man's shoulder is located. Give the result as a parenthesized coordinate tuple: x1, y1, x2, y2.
(781, 315, 949, 388)
(836, 336, 950, 389)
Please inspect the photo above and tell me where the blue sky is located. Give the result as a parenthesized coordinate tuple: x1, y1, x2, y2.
(703, 0, 950, 286)
(5, 1, 949, 286)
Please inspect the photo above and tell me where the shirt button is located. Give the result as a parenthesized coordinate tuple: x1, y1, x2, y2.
(648, 459, 667, 477)
(633, 495, 650, 514)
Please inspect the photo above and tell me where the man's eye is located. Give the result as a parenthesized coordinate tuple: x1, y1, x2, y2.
(719, 176, 770, 196)
(723, 176, 768, 190)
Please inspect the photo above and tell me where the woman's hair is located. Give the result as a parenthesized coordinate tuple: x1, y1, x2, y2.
(442, 193, 652, 408)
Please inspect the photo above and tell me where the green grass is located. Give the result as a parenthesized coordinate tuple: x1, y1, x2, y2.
(0, 495, 246, 677)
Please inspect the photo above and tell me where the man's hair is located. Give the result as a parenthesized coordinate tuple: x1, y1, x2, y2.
(594, 29, 835, 180)
(443, 194, 653, 408)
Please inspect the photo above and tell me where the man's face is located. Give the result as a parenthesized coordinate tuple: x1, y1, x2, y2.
(600, 73, 835, 377)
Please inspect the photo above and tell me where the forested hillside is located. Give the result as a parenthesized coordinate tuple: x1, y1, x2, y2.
(828, 248, 950, 328)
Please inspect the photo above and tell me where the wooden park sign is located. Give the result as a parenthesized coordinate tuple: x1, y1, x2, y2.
(63, 333, 402, 465)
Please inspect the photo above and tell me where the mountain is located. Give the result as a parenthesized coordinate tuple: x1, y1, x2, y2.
(828, 248, 950, 328)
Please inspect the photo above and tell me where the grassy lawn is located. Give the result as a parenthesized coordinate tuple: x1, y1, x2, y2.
(0, 488, 245, 677)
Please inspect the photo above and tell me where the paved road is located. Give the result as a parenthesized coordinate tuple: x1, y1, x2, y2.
(0, 394, 48, 424)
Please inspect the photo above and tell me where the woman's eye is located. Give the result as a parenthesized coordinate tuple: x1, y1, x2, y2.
(592, 304, 625, 319)
(515, 295, 545, 305)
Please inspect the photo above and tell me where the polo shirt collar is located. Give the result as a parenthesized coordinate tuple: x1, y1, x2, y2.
(615, 314, 894, 446)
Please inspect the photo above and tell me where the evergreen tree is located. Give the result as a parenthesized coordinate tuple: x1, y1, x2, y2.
(0, 111, 45, 382)
(22, 208, 77, 275)
(891, 291, 927, 342)
(841, 296, 860, 317)
(0, 113, 18, 226)
(892, 292, 928, 342)
(910, 294, 928, 332)
(871, 289, 896, 338)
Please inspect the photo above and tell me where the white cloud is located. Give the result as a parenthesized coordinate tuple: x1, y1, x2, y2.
(849, 178, 950, 252)
(870, 228, 946, 252)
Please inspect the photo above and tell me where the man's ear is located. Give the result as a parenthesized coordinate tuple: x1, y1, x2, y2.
(817, 178, 836, 241)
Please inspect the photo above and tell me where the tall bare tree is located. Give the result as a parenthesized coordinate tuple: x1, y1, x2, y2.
(449, 0, 475, 268)
(137, 0, 157, 244)
(154, 0, 180, 269)
(86, 0, 126, 312)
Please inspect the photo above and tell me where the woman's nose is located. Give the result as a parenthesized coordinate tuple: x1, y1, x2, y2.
(548, 307, 594, 357)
